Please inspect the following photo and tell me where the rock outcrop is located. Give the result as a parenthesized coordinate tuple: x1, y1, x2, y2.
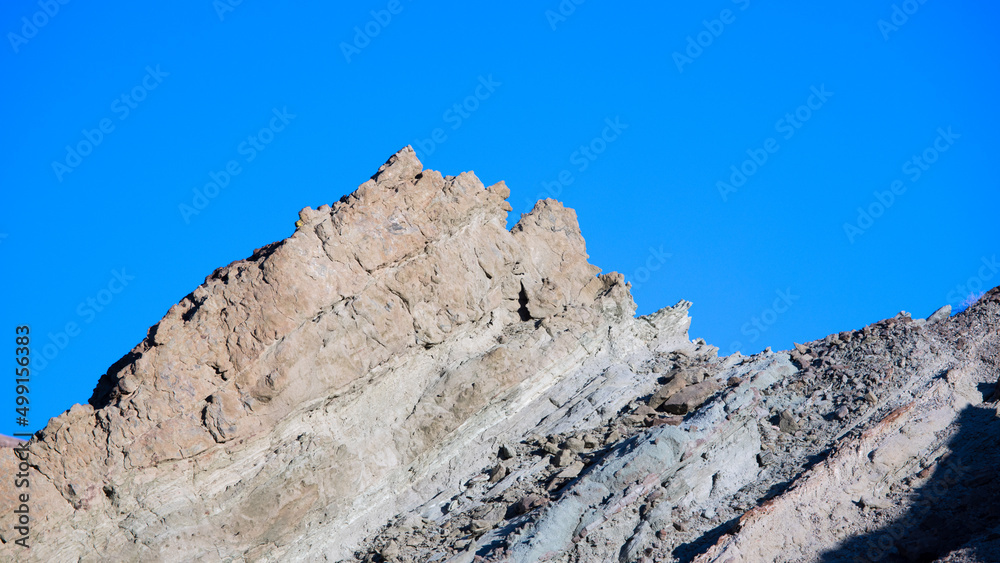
(0, 435, 24, 448)
(1, 147, 998, 563)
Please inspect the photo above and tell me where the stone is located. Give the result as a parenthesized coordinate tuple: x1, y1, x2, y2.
(646, 415, 684, 427)
(564, 437, 586, 453)
(789, 349, 815, 370)
(555, 460, 585, 480)
(509, 494, 548, 517)
(682, 367, 709, 385)
(398, 514, 425, 532)
(648, 376, 687, 410)
(779, 410, 799, 433)
(835, 406, 850, 420)
(625, 413, 649, 425)
(927, 304, 951, 323)
(498, 443, 516, 460)
(118, 375, 139, 394)
(380, 540, 400, 561)
(469, 519, 492, 535)
(986, 376, 1000, 402)
(661, 379, 721, 415)
(489, 463, 510, 484)
(553, 449, 576, 467)
(757, 450, 775, 467)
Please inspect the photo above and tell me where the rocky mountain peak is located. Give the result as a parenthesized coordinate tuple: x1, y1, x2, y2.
(2, 149, 998, 563)
(1, 147, 658, 561)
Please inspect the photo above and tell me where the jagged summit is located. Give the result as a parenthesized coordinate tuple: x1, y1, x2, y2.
(2, 149, 999, 563)
(0, 147, 676, 560)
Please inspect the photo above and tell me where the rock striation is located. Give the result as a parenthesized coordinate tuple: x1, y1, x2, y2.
(1, 147, 998, 562)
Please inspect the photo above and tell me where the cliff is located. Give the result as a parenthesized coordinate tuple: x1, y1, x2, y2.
(2, 148, 998, 563)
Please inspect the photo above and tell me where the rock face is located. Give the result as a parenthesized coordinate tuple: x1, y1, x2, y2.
(1, 147, 998, 563)
(0, 435, 25, 448)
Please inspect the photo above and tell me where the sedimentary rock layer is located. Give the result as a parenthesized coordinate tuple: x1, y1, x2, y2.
(2, 147, 997, 563)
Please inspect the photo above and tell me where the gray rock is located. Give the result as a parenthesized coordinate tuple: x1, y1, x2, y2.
(498, 443, 516, 460)
(926, 304, 952, 323)
(380, 540, 400, 561)
(564, 437, 586, 453)
(757, 450, 775, 467)
(553, 449, 576, 467)
(779, 410, 800, 433)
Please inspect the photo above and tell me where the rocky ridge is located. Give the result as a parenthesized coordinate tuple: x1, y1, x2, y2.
(1, 147, 998, 563)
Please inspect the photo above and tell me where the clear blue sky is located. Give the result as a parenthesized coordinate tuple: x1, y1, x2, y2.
(2, 1, 998, 436)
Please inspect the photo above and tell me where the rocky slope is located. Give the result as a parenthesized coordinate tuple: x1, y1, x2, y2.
(1, 147, 997, 562)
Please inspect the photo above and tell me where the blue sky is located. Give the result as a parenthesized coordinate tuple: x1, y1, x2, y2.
(1, 0, 998, 436)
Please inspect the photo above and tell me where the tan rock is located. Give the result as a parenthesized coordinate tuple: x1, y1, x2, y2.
(553, 449, 576, 467)
(661, 379, 721, 415)
(648, 377, 688, 410)
(509, 494, 548, 516)
(0, 147, 639, 562)
(555, 460, 586, 480)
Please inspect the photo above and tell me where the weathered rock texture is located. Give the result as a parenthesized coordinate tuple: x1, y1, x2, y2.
(1, 147, 998, 563)
(0, 435, 25, 448)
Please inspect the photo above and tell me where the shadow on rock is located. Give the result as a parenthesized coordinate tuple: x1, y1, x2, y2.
(819, 404, 1000, 562)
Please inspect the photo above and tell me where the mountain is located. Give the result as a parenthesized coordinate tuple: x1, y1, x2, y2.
(2, 147, 998, 562)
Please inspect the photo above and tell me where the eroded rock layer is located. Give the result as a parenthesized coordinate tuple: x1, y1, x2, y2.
(1, 148, 997, 563)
